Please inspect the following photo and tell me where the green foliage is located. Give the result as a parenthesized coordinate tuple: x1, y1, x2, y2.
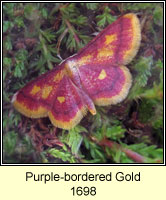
(3, 35, 12, 50)
(123, 3, 156, 11)
(3, 112, 21, 130)
(14, 49, 28, 77)
(62, 126, 87, 155)
(39, 30, 59, 70)
(83, 137, 106, 163)
(3, 127, 37, 163)
(3, 3, 163, 164)
(105, 142, 163, 163)
(106, 126, 126, 140)
(106, 147, 133, 163)
(3, 3, 25, 31)
(153, 5, 163, 26)
(126, 143, 163, 163)
(96, 6, 116, 27)
(3, 57, 12, 71)
(41, 7, 48, 19)
(3, 3, 16, 19)
(3, 131, 18, 156)
(141, 72, 163, 100)
(3, 21, 14, 33)
(128, 56, 153, 99)
(85, 3, 99, 10)
(54, 3, 91, 52)
(47, 148, 77, 163)
(129, 56, 163, 139)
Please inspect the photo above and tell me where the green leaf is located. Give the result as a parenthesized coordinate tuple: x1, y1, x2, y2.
(3, 3, 15, 18)
(123, 3, 156, 11)
(85, 3, 99, 10)
(153, 6, 163, 26)
(135, 56, 153, 87)
(3, 131, 18, 156)
(41, 8, 48, 19)
(48, 148, 76, 163)
(68, 129, 83, 155)
(14, 16, 25, 28)
(128, 56, 153, 99)
(3, 21, 13, 32)
(106, 126, 126, 140)
(97, 16, 106, 27)
(3, 2, 163, 164)
(40, 29, 55, 43)
(70, 15, 88, 26)
(4, 36, 12, 50)
(96, 7, 116, 27)
(16, 49, 28, 61)
(14, 63, 23, 77)
(126, 143, 163, 162)
(3, 57, 12, 67)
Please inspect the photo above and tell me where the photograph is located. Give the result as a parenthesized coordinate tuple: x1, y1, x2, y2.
(2, 2, 164, 164)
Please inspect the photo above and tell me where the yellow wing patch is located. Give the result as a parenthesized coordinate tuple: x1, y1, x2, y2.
(57, 96, 65, 103)
(30, 85, 41, 95)
(97, 35, 117, 60)
(98, 69, 107, 80)
(42, 86, 53, 99)
(77, 55, 93, 66)
(97, 47, 114, 59)
(53, 70, 64, 82)
(105, 34, 117, 45)
(97, 34, 117, 59)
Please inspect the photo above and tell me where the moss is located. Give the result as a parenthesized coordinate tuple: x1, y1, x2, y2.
(3, 2, 163, 163)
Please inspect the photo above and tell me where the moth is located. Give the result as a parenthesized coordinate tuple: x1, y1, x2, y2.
(12, 13, 141, 130)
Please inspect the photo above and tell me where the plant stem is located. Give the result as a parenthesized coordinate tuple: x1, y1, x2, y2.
(99, 138, 145, 163)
